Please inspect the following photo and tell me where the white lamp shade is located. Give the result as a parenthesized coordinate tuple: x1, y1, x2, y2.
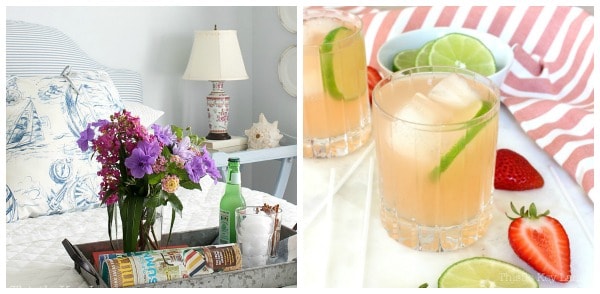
(183, 30, 249, 81)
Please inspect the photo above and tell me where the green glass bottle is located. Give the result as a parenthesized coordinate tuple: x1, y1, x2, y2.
(219, 157, 246, 244)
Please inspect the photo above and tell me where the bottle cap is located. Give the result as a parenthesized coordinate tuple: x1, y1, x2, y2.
(228, 157, 240, 163)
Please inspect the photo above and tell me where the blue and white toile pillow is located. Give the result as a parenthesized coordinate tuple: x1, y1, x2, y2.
(6, 70, 125, 222)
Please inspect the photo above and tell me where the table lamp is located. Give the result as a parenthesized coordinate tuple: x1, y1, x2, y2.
(183, 26, 249, 140)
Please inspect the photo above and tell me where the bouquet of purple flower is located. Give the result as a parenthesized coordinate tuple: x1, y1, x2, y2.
(78, 110, 221, 253)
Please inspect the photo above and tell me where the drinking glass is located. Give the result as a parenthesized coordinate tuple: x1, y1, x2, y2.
(235, 206, 275, 268)
(303, 8, 371, 158)
(372, 66, 500, 252)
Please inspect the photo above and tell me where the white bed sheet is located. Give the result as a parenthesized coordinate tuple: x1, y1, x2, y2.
(5, 177, 297, 288)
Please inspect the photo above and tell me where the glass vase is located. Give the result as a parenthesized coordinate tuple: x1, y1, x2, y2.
(113, 204, 163, 253)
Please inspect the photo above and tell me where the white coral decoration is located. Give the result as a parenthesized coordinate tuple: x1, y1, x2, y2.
(245, 113, 283, 150)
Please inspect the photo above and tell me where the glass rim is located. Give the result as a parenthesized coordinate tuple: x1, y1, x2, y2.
(372, 66, 500, 131)
(303, 8, 363, 48)
(235, 206, 283, 214)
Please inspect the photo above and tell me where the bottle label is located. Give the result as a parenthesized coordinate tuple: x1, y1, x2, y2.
(203, 244, 242, 271)
(229, 172, 241, 185)
(219, 210, 232, 244)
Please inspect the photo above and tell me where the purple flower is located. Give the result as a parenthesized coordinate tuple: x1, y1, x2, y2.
(125, 139, 161, 178)
(92, 119, 109, 128)
(201, 146, 221, 183)
(77, 124, 95, 152)
(151, 124, 176, 146)
(184, 156, 206, 183)
(173, 137, 194, 160)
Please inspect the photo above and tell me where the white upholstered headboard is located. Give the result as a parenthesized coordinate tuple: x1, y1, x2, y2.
(6, 20, 143, 103)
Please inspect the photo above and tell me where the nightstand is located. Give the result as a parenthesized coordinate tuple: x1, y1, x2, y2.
(210, 134, 296, 198)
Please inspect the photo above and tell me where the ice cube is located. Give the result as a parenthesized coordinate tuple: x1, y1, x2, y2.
(238, 214, 273, 259)
(428, 74, 483, 123)
(397, 92, 452, 125)
(428, 74, 479, 107)
(240, 214, 273, 235)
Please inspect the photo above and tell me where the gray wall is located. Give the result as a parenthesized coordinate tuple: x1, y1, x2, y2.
(250, 7, 298, 205)
(6, 6, 297, 204)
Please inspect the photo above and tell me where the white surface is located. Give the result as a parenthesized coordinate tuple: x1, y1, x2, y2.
(6, 177, 297, 288)
(301, 105, 593, 287)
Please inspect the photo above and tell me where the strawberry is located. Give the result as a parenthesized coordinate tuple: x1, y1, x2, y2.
(506, 202, 571, 283)
(367, 66, 383, 105)
(494, 149, 544, 190)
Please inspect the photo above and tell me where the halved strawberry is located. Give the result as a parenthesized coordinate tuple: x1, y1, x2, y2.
(506, 202, 571, 283)
(494, 149, 544, 190)
(367, 66, 383, 105)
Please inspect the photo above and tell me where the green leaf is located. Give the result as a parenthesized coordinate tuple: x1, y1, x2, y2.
(148, 172, 164, 185)
(165, 194, 183, 248)
(166, 206, 177, 247)
(180, 180, 201, 190)
(167, 194, 183, 216)
(171, 125, 183, 139)
(145, 191, 162, 209)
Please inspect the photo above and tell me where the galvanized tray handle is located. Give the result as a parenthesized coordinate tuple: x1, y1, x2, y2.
(62, 238, 104, 287)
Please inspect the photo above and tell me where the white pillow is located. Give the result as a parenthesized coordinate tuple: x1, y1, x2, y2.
(6, 70, 124, 222)
(123, 101, 164, 127)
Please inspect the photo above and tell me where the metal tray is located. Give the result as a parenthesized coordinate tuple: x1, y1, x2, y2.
(63, 226, 297, 288)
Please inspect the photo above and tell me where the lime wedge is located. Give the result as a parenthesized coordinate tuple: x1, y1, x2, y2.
(438, 257, 539, 288)
(415, 40, 435, 67)
(429, 101, 493, 179)
(429, 33, 496, 76)
(392, 49, 418, 72)
(320, 26, 366, 100)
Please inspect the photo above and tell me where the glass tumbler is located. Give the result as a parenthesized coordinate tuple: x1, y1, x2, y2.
(303, 8, 371, 158)
(372, 66, 500, 252)
(235, 206, 275, 268)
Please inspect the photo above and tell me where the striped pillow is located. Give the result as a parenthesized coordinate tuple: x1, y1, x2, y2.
(6, 20, 143, 103)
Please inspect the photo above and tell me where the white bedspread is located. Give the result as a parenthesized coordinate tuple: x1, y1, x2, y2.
(5, 178, 297, 288)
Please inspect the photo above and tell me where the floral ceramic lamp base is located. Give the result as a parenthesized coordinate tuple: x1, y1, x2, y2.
(206, 81, 231, 140)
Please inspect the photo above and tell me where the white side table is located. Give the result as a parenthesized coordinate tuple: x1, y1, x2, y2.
(211, 135, 297, 199)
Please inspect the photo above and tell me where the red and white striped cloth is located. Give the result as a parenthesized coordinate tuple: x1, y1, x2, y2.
(324, 6, 595, 200)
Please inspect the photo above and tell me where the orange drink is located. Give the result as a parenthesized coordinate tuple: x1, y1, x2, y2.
(372, 66, 500, 252)
(303, 9, 371, 158)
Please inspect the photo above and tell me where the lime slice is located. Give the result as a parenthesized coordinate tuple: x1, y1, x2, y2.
(429, 33, 496, 76)
(438, 257, 538, 288)
(429, 101, 493, 179)
(415, 40, 435, 67)
(392, 49, 418, 72)
(320, 26, 365, 100)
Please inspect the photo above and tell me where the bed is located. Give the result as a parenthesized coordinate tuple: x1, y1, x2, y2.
(5, 20, 297, 287)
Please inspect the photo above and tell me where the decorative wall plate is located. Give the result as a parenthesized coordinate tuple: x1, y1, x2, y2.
(278, 45, 297, 98)
(278, 6, 297, 34)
